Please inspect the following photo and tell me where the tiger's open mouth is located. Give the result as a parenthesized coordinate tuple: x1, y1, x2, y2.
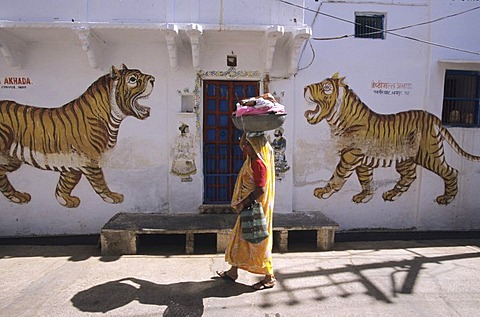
(132, 84, 153, 119)
(305, 103, 320, 122)
(133, 97, 151, 119)
(304, 88, 321, 123)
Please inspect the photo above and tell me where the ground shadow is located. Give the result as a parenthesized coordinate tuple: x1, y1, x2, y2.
(0, 245, 101, 261)
(1, 239, 479, 261)
(333, 238, 480, 251)
(271, 250, 480, 305)
(71, 277, 255, 316)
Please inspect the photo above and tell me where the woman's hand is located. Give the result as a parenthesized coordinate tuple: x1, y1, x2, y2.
(234, 202, 245, 214)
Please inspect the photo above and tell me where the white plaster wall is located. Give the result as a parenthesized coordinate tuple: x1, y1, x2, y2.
(268, 77, 295, 213)
(292, 0, 480, 231)
(167, 48, 204, 213)
(417, 0, 480, 230)
(1, 0, 480, 236)
(0, 0, 304, 26)
(0, 38, 172, 236)
(0, 0, 307, 236)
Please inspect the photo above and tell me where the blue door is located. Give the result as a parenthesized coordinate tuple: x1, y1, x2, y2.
(203, 80, 259, 204)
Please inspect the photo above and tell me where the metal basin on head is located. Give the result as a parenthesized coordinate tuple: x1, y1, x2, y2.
(231, 113, 287, 132)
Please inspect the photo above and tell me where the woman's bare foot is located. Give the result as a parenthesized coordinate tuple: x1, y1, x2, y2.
(252, 274, 276, 290)
(216, 267, 238, 281)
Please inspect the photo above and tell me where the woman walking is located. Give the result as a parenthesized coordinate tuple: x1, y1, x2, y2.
(217, 132, 276, 290)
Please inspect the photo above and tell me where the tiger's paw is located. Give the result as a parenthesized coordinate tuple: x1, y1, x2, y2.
(8, 192, 31, 204)
(101, 192, 124, 204)
(352, 190, 373, 204)
(313, 186, 335, 199)
(382, 190, 400, 202)
(436, 195, 454, 205)
(56, 194, 81, 208)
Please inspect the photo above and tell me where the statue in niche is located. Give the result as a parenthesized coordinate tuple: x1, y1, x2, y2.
(272, 127, 290, 180)
(171, 123, 196, 182)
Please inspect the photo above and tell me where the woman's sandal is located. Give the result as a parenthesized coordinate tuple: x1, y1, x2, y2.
(216, 270, 238, 281)
(252, 279, 276, 290)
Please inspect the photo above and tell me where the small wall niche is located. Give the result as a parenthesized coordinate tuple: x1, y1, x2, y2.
(181, 94, 194, 113)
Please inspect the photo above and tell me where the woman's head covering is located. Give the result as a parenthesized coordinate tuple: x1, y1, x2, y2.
(246, 132, 275, 175)
(246, 133, 267, 157)
(245, 132, 274, 189)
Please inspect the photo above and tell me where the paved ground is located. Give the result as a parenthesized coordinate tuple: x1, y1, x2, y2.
(1, 239, 480, 316)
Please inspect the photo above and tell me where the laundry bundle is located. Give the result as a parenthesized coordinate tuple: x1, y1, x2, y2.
(234, 93, 286, 117)
(232, 93, 287, 132)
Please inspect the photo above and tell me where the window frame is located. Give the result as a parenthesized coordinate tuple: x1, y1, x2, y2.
(442, 70, 480, 128)
(354, 12, 386, 40)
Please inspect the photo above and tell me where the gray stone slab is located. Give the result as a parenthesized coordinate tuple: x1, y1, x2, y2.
(102, 213, 237, 232)
(101, 211, 339, 255)
(102, 211, 339, 233)
(274, 211, 339, 229)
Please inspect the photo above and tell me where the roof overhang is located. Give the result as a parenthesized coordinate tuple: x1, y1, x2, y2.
(0, 21, 311, 76)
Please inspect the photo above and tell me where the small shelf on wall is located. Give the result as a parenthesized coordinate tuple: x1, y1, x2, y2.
(180, 94, 194, 113)
(178, 112, 195, 118)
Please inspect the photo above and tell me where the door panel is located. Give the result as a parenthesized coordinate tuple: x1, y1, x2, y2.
(203, 80, 259, 204)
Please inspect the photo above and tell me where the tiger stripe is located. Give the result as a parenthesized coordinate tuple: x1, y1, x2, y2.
(304, 73, 480, 205)
(0, 64, 155, 207)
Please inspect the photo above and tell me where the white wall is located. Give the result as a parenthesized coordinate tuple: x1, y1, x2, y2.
(420, 0, 480, 230)
(0, 0, 305, 236)
(1, 0, 479, 237)
(0, 0, 305, 26)
(0, 38, 174, 236)
(292, 0, 480, 230)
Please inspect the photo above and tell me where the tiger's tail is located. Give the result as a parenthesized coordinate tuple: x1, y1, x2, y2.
(440, 127, 480, 161)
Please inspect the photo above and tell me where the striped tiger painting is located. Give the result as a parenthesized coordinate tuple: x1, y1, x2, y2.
(304, 73, 480, 205)
(0, 64, 155, 208)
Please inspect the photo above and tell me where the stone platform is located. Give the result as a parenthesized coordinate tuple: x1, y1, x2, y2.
(100, 211, 339, 255)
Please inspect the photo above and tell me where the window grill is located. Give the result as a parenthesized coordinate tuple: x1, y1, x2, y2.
(355, 14, 385, 39)
(442, 70, 480, 127)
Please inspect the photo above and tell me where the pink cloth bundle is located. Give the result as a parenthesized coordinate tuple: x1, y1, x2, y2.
(234, 93, 286, 117)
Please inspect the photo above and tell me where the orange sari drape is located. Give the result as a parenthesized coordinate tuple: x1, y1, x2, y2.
(225, 135, 275, 275)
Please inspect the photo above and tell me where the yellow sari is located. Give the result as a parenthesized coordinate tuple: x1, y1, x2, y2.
(225, 134, 275, 275)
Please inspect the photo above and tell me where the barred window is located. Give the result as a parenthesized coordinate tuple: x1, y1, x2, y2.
(442, 70, 480, 127)
(355, 13, 385, 39)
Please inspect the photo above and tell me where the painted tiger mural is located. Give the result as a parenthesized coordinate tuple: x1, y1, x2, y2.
(0, 64, 155, 208)
(304, 73, 480, 205)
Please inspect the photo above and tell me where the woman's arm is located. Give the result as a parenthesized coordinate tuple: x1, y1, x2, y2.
(235, 186, 265, 213)
(234, 132, 267, 213)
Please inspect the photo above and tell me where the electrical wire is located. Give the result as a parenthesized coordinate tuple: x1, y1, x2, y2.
(297, 2, 322, 73)
(387, 5, 480, 33)
(297, 40, 316, 72)
(278, 0, 480, 56)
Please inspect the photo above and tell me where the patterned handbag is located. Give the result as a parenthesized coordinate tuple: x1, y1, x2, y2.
(240, 202, 269, 244)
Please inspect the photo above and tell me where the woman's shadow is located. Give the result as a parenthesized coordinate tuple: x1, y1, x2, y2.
(71, 277, 255, 316)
